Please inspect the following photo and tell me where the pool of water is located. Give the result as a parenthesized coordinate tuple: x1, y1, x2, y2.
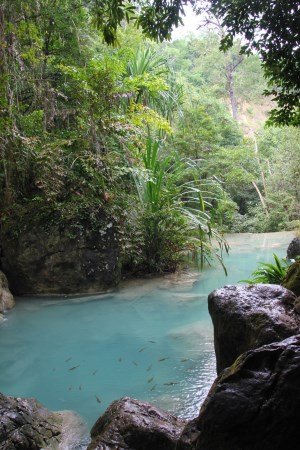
(0, 232, 294, 433)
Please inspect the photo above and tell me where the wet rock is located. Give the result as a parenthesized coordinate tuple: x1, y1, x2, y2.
(0, 271, 15, 313)
(88, 397, 186, 450)
(0, 392, 61, 449)
(0, 212, 121, 295)
(208, 284, 299, 373)
(282, 259, 300, 296)
(287, 236, 300, 259)
(178, 335, 300, 450)
(294, 297, 300, 314)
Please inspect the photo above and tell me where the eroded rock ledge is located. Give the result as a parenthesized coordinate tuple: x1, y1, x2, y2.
(0, 271, 15, 315)
(208, 284, 298, 373)
(0, 393, 60, 449)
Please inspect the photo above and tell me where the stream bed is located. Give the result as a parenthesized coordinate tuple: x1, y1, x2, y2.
(0, 232, 294, 435)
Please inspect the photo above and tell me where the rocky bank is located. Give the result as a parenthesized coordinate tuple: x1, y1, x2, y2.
(0, 215, 121, 295)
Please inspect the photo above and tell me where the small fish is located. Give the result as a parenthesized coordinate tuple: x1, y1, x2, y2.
(68, 387, 72, 391)
(147, 376, 154, 383)
(95, 395, 101, 404)
(52, 368, 56, 372)
(68, 365, 80, 371)
(164, 381, 179, 386)
(181, 358, 189, 362)
(118, 357, 122, 362)
(146, 365, 152, 372)
(79, 384, 83, 391)
(150, 384, 156, 391)
(132, 361, 138, 366)
(148, 340, 156, 344)
(158, 357, 169, 362)
(92, 370, 98, 375)
(65, 357, 72, 362)
(138, 347, 146, 353)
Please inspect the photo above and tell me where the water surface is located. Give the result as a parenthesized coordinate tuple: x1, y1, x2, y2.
(0, 232, 294, 431)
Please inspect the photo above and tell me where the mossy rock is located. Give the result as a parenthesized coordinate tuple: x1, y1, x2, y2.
(282, 260, 300, 296)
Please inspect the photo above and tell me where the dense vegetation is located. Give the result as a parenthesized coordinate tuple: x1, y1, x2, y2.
(0, 0, 299, 276)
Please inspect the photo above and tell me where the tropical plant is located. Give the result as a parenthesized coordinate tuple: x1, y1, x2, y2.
(242, 254, 289, 285)
(133, 137, 228, 272)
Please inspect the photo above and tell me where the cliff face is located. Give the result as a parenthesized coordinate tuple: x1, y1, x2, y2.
(0, 214, 121, 295)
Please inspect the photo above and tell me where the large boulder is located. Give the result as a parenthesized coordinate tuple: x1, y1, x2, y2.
(208, 284, 299, 374)
(0, 213, 121, 295)
(88, 397, 186, 450)
(282, 260, 300, 296)
(287, 236, 300, 259)
(0, 271, 15, 313)
(178, 335, 300, 450)
(0, 392, 60, 449)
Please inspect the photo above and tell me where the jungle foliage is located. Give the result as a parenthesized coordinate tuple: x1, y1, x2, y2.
(0, 0, 299, 275)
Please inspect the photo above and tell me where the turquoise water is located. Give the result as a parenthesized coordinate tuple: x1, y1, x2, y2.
(0, 232, 294, 431)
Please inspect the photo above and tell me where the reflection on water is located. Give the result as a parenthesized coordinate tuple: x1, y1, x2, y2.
(0, 231, 294, 435)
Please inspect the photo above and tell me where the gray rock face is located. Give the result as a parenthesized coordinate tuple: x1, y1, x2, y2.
(178, 335, 300, 450)
(0, 392, 60, 449)
(287, 236, 300, 259)
(208, 284, 299, 374)
(0, 271, 15, 313)
(0, 214, 121, 295)
(88, 397, 186, 450)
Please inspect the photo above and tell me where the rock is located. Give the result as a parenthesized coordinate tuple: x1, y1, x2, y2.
(0, 271, 15, 313)
(178, 335, 300, 450)
(88, 397, 186, 450)
(0, 212, 121, 295)
(0, 392, 61, 449)
(208, 284, 298, 374)
(294, 296, 300, 314)
(287, 236, 300, 259)
(282, 259, 300, 296)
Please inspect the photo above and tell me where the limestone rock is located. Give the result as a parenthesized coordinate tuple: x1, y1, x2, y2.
(0, 392, 61, 449)
(208, 284, 299, 374)
(0, 213, 121, 295)
(294, 296, 300, 314)
(88, 397, 186, 450)
(0, 271, 15, 313)
(287, 236, 300, 259)
(178, 335, 300, 450)
(282, 259, 300, 296)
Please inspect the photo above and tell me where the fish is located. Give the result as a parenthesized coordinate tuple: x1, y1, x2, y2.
(92, 370, 98, 375)
(148, 340, 156, 344)
(146, 365, 152, 372)
(52, 368, 56, 372)
(65, 357, 72, 362)
(138, 347, 146, 352)
(181, 358, 189, 362)
(164, 381, 179, 386)
(150, 384, 156, 391)
(68, 387, 72, 391)
(68, 365, 80, 371)
(79, 384, 83, 391)
(132, 361, 138, 366)
(158, 357, 169, 362)
(147, 376, 154, 383)
(95, 395, 101, 404)
(118, 357, 122, 362)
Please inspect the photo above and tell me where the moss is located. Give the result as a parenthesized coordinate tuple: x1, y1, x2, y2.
(282, 260, 300, 296)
